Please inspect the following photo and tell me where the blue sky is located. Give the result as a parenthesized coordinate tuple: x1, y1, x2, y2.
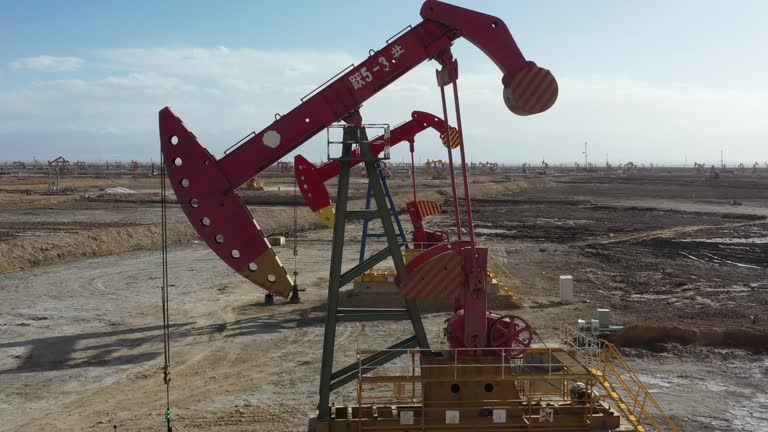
(1, 0, 766, 165)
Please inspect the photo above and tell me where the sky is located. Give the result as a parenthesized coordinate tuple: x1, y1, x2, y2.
(0, 0, 766, 166)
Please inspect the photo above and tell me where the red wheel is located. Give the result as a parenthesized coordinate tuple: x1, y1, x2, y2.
(489, 315, 533, 357)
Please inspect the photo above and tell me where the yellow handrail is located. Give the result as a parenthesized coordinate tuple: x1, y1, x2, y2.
(594, 341, 680, 432)
(487, 255, 521, 301)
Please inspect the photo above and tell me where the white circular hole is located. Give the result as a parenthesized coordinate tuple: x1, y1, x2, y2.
(180, 178, 190, 188)
(215, 234, 224, 244)
(248, 263, 258, 272)
(201, 217, 211, 227)
(267, 274, 277, 283)
(169, 136, 179, 145)
(189, 198, 199, 208)
(231, 249, 240, 259)
(174, 157, 182, 167)
(305, 118, 310, 123)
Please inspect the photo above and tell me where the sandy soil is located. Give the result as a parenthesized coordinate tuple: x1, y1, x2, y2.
(0, 172, 544, 273)
(1, 171, 767, 431)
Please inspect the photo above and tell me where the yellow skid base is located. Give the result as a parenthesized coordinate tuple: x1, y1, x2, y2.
(317, 408, 620, 432)
(317, 350, 622, 432)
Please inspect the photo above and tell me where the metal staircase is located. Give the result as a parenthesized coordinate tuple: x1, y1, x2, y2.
(560, 324, 680, 432)
(591, 342, 679, 432)
(486, 255, 521, 301)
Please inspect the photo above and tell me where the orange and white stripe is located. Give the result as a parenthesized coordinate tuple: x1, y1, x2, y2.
(415, 200, 443, 218)
(400, 249, 463, 299)
(510, 66, 558, 115)
(441, 127, 461, 149)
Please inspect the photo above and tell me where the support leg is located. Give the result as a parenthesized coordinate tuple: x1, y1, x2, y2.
(317, 140, 353, 422)
(379, 166, 409, 248)
(358, 179, 375, 264)
(360, 141, 429, 349)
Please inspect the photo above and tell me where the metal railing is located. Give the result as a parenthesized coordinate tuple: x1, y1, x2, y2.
(350, 327, 679, 432)
(559, 323, 601, 367)
(326, 124, 390, 162)
(487, 255, 521, 301)
(594, 343, 680, 432)
(352, 346, 604, 431)
(559, 323, 679, 432)
(355, 346, 593, 382)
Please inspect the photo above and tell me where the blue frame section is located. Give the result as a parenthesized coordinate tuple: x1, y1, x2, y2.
(358, 164, 408, 263)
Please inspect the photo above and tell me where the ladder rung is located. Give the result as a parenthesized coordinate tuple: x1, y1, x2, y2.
(337, 310, 410, 322)
(347, 210, 380, 219)
(338, 308, 408, 315)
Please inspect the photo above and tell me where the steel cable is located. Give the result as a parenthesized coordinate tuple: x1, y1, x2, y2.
(159, 154, 173, 432)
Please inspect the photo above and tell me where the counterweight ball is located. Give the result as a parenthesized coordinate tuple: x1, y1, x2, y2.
(503, 64, 558, 116)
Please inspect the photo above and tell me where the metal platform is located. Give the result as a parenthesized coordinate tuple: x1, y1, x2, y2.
(316, 345, 622, 432)
(315, 326, 680, 432)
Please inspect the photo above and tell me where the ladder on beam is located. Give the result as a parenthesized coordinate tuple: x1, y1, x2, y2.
(316, 123, 429, 428)
(358, 164, 408, 264)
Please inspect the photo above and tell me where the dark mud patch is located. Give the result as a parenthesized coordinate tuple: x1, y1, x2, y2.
(719, 213, 766, 221)
(637, 237, 767, 269)
(549, 174, 768, 200)
(470, 197, 595, 207)
(609, 324, 768, 354)
(582, 222, 768, 270)
(453, 203, 736, 244)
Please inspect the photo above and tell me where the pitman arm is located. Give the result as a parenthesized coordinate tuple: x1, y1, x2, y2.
(295, 110, 457, 228)
(158, 0, 558, 297)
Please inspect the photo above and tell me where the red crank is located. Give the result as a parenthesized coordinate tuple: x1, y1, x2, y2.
(444, 311, 533, 358)
(489, 314, 533, 357)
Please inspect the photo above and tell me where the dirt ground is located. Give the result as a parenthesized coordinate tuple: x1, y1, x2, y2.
(1, 169, 767, 431)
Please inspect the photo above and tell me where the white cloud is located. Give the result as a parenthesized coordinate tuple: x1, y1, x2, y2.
(9, 55, 83, 72)
(99, 47, 356, 91)
(0, 47, 766, 164)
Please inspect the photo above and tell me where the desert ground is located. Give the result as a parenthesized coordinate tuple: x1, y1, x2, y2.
(1, 166, 766, 431)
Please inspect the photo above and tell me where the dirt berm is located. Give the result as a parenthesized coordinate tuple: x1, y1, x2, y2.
(0, 178, 548, 273)
(610, 324, 768, 354)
